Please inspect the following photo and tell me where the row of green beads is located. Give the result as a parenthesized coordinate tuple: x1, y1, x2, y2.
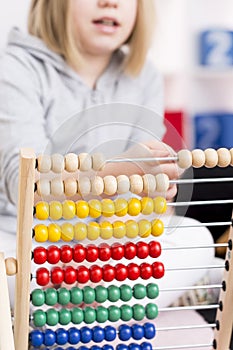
(31, 283, 159, 307)
(33, 303, 159, 327)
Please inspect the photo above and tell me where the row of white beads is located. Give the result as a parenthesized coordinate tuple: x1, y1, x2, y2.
(178, 148, 233, 168)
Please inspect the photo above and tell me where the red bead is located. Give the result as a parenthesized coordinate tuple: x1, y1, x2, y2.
(140, 263, 153, 280)
(33, 247, 47, 264)
(102, 264, 115, 282)
(90, 265, 103, 283)
(152, 261, 165, 279)
(111, 243, 124, 260)
(136, 242, 149, 259)
(127, 263, 140, 280)
(124, 242, 136, 260)
(77, 266, 90, 284)
(64, 266, 77, 284)
(60, 245, 73, 263)
(86, 245, 99, 262)
(149, 241, 162, 258)
(36, 267, 50, 286)
(115, 263, 128, 281)
(98, 243, 111, 261)
(47, 246, 61, 264)
(51, 267, 64, 285)
(73, 244, 86, 263)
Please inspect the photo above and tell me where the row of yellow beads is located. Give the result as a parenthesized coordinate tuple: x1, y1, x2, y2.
(33, 218, 164, 242)
(34, 197, 167, 221)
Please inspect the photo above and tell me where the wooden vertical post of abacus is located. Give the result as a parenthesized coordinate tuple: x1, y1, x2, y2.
(0, 252, 15, 350)
(214, 214, 233, 349)
(13, 148, 35, 350)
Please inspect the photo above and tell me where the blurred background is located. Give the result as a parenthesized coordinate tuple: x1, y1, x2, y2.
(1, 0, 233, 151)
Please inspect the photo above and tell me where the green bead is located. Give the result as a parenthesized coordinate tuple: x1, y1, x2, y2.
(120, 284, 132, 301)
(58, 288, 71, 305)
(33, 310, 46, 327)
(132, 304, 145, 321)
(108, 305, 121, 322)
(146, 303, 158, 319)
(83, 286, 95, 304)
(95, 286, 108, 303)
(59, 309, 71, 325)
(45, 288, 58, 306)
(46, 309, 59, 326)
(84, 307, 96, 324)
(120, 304, 133, 321)
(71, 308, 84, 324)
(147, 283, 159, 299)
(108, 285, 120, 302)
(70, 287, 83, 304)
(96, 306, 109, 323)
(31, 289, 45, 306)
(133, 284, 147, 299)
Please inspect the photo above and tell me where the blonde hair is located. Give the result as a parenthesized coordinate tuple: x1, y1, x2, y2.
(28, 0, 156, 76)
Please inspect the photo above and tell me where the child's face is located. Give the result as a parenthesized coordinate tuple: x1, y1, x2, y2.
(71, 0, 138, 57)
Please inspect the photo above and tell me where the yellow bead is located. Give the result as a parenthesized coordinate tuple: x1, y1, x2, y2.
(138, 219, 151, 238)
(61, 223, 74, 241)
(101, 199, 115, 217)
(125, 220, 139, 238)
(87, 222, 100, 240)
(35, 202, 49, 220)
(34, 224, 48, 242)
(128, 198, 141, 216)
(99, 221, 113, 239)
(48, 223, 61, 242)
(113, 221, 126, 238)
(50, 201, 62, 220)
(88, 199, 102, 218)
(76, 200, 89, 218)
(62, 200, 76, 220)
(141, 197, 154, 215)
(114, 198, 128, 217)
(74, 222, 87, 240)
(153, 197, 167, 214)
(151, 219, 164, 237)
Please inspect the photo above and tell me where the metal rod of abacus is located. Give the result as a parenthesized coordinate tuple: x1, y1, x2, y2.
(166, 264, 224, 271)
(153, 343, 213, 349)
(171, 177, 233, 185)
(106, 156, 178, 163)
(159, 304, 219, 312)
(160, 284, 222, 292)
(165, 222, 232, 229)
(163, 243, 229, 250)
(156, 323, 216, 332)
(168, 199, 233, 207)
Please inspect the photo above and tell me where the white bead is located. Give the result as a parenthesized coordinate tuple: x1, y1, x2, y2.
(64, 178, 78, 197)
(103, 175, 117, 195)
(92, 153, 105, 171)
(155, 173, 170, 192)
(5, 257, 17, 276)
(230, 148, 233, 166)
(78, 153, 92, 171)
(78, 176, 91, 196)
(116, 175, 130, 194)
(177, 149, 192, 169)
(51, 178, 64, 197)
(51, 153, 65, 173)
(65, 153, 79, 172)
(91, 176, 104, 196)
(204, 148, 218, 168)
(36, 179, 51, 197)
(129, 174, 144, 194)
(217, 148, 231, 167)
(192, 149, 205, 168)
(142, 174, 156, 194)
(37, 154, 51, 173)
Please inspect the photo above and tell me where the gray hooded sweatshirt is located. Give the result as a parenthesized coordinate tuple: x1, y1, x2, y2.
(0, 28, 165, 232)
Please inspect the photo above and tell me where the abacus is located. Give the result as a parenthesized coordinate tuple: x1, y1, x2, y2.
(2, 147, 233, 350)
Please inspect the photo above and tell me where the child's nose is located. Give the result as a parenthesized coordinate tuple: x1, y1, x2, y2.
(98, 0, 118, 8)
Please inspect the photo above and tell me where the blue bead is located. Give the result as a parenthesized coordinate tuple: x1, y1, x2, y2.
(116, 345, 128, 350)
(80, 326, 93, 343)
(78, 347, 89, 350)
(143, 323, 156, 339)
(129, 343, 141, 350)
(44, 329, 56, 346)
(131, 324, 144, 340)
(67, 348, 77, 350)
(69, 327, 81, 345)
(104, 325, 117, 341)
(103, 345, 114, 350)
(118, 325, 132, 341)
(29, 330, 44, 347)
(92, 326, 105, 343)
(91, 346, 102, 350)
(141, 342, 153, 350)
(56, 328, 69, 345)
(54, 348, 64, 350)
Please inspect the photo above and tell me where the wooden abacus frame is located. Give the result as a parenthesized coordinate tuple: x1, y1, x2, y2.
(2, 147, 233, 349)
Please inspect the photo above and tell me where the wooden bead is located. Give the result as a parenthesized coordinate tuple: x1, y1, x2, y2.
(217, 148, 231, 167)
(78, 153, 92, 171)
(230, 148, 233, 166)
(92, 153, 105, 171)
(103, 175, 117, 195)
(204, 148, 218, 168)
(65, 153, 79, 172)
(36, 179, 51, 197)
(142, 174, 156, 194)
(155, 173, 169, 192)
(91, 176, 104, 196)
(50, 178, 64, 196)
(5, 257, 17, 276)
(177, 150, 192, 169)
(116, 175, 130, 194)
(192, 149, 205, 168)
(129, 174, 144, 194)
(37, 154, 51, 173)
(51, 153, 65, 173)
(78, 176, 91, 196)
(64, 178, 78, 197)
